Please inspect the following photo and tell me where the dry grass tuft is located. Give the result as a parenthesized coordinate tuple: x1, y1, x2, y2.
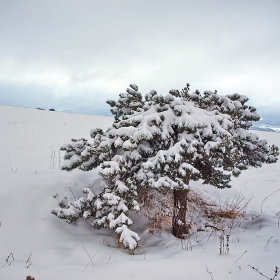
(138, 188, 249, 232)
(200, 191, 249, 221)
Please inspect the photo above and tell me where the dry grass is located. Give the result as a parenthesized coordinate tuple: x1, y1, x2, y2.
(138, 188, 173, 231)
(202, 191, 249, 221)
(116, 233, 125, 249)
(138, 187, 249, 232)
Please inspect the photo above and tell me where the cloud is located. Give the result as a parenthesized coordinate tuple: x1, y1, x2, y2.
(0, 0, 280, 113)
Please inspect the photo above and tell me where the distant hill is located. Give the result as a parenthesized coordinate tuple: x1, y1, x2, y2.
(251, 113, 280, 133)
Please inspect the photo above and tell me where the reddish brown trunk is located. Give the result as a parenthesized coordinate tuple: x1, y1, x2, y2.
(172, 173, 190, 238)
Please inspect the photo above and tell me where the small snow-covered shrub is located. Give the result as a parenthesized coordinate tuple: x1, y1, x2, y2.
(52, 84, 278, 251)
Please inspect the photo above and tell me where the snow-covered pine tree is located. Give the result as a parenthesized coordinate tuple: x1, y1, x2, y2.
(52, 84, 279, 250)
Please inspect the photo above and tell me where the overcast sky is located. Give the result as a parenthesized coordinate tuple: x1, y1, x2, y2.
(0, 0, 279, 115)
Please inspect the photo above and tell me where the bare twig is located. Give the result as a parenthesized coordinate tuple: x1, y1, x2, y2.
(107, 250, 115, 263)
(225, 233, 230, 254)
(2, 252, 14, 267)
(249, 265, 280, 280)
(83, 247, 102, 272)
(234, 250, 247, 263)
(206, 267, 214, 280)
(261, 189, 280, 213)
(249, 265, 270, 280)
(66, 187, 76, 199)
(25, 252, 32, 268)
(82, 245, 94, 266)
(243, 220, 253, 232)
(273, 267, 280, 280)
(219, 230, 230, 255)
(264, 236, 273, 252)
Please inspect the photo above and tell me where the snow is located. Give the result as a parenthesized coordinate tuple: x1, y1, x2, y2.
(115, 225, 140, 251)
(115, 180, 129, 193)
(0, 104, 280, 280)
(109, 213, 132, 229)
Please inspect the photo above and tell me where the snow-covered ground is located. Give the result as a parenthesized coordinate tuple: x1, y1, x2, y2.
(0, 104, 280, 280)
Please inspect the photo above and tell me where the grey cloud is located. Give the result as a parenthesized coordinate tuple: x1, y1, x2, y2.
(0, 0, 280, 113)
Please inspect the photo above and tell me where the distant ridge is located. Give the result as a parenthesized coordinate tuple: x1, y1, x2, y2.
(251, 113, 280, 133)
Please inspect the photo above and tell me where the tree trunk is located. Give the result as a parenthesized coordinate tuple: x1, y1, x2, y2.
(172, 174, 190, 238)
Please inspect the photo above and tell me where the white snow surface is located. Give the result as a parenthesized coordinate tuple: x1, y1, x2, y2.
(1, 104, 280, 280)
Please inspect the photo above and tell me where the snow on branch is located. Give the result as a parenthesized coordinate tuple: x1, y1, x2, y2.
(115, 225, 140, 251)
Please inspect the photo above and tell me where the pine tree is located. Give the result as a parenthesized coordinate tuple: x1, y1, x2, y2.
(52, 84, 279, 251)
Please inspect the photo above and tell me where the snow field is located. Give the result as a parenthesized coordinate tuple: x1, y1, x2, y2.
(0, 105, 280, 280)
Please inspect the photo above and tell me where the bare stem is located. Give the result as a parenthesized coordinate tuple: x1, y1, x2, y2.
(234, 250, 247, 263)
(261, 189, 280, 213)
(82, 244, 94, 266)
